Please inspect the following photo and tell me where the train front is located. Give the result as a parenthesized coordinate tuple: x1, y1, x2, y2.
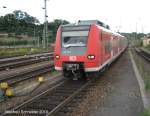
(54, 25, 99, 79)
(54, 24, 95, 79)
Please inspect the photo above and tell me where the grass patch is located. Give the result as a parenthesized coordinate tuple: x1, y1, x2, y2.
(145, 80, 150, 92)
(0, 47, 51, 58)
(143, 109, 150, 116)
(144, 44, 150, 51)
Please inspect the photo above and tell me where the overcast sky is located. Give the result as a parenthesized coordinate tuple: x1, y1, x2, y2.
(0, 0, 150, 33)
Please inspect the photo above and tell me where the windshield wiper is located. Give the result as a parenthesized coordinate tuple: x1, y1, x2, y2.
(63, 43, 85, 48)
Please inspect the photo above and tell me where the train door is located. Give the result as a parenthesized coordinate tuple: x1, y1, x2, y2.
(99, 30, 103, 65)
(110, 36, 114, 57)
(114, 36, 118, 55)
(101, 31, 105, 64)
(102, 31, 111, 62)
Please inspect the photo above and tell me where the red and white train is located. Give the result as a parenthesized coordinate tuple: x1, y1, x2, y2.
(54, 20, 128, 79)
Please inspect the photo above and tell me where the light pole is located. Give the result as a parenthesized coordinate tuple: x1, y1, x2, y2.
(42, 0, 48, 49)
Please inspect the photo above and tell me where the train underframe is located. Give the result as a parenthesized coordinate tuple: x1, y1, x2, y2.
(62, 62, 105, 80)
(62, 62, 86, 80)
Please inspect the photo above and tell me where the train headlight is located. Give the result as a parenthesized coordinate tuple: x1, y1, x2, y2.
(87, 55, 95, 60)
(55, 55, 60, 59)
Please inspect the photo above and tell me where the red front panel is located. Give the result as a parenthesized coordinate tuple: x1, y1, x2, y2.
(54, 27, 62, 67)
(54, 24, 102, 69)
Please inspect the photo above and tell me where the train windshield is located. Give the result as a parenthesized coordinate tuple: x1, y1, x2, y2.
(62, 31, 89, 48)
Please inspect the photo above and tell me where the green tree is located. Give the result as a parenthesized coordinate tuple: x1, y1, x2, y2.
(13, 10, 39, 24)
(48, 19, 70, 43)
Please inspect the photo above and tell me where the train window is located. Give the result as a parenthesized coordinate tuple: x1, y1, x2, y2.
(102, 32, 112, 53)
(112, 37, 119, 48)
(63, 36, 87, 46)
(99, 32, 102, 40)
(104, 40, 111, 53)
(62, 31, 89, 48)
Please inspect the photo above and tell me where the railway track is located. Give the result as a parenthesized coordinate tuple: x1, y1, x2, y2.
(0, 63, 54, 86)
(2, 79, 91, 116)
(0, 52, 53, 71)
(134, 48, 150, 62)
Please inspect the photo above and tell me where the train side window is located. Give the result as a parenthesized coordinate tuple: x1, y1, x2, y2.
(102, 32, 111, 53)
(105, 40, 111, 53)
(99, 31, 102, 41)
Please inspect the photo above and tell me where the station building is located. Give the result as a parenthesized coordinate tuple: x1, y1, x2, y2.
(142, 34, 150, 46)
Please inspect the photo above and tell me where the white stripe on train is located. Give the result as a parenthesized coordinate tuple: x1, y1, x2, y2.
(55, 49, 125, 72)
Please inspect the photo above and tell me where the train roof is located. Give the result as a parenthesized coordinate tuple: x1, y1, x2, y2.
(78, 20, 110, 29)
(96, 25, 124, 37)
(61, 20, 109, 28)
(61, 20, 124, 38)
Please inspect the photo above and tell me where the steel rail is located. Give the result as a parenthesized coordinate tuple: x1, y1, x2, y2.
(0, 52, 53, 65)
(135, 48, 150, 62)
(14, 81, 66, 110)
(2, 80, 90, 116)
(0, 56, 53, 71)
(0, 64, 54, 86)
(47, 81, 90, 116)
